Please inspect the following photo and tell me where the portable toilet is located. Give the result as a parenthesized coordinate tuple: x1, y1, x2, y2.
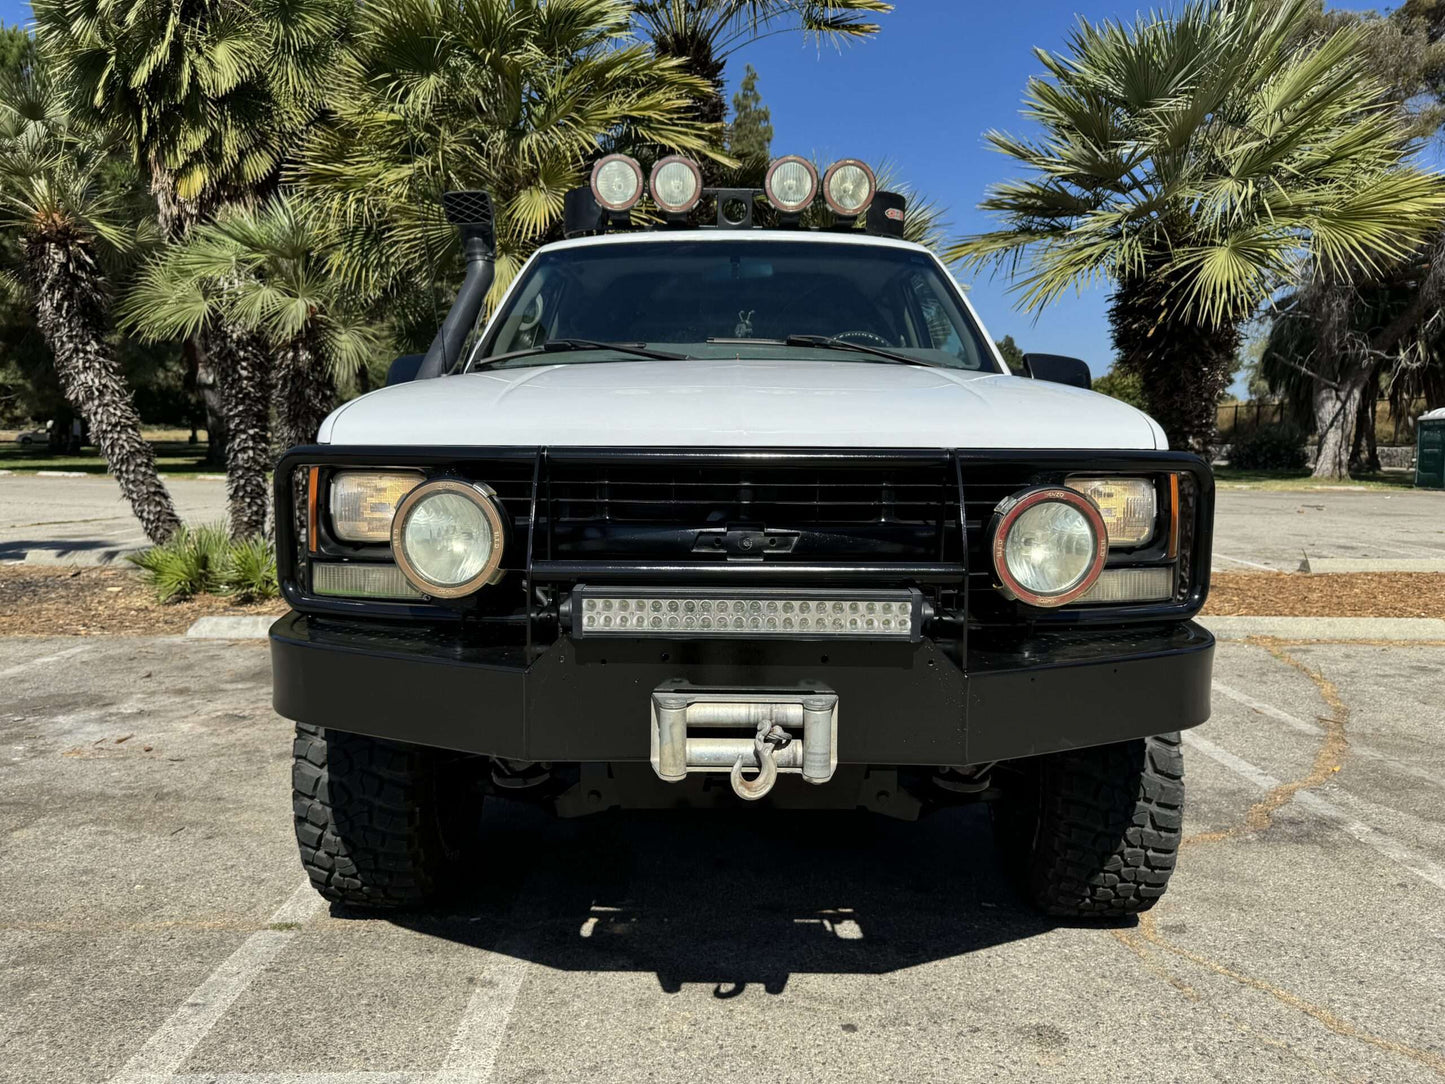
(1418, 407, 1445, 489)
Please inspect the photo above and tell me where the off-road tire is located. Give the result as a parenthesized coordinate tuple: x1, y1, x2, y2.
(993, 733, 1184, 917)
(292, 725, 466, 909)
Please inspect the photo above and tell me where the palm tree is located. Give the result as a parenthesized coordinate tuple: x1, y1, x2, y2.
(0, 61, 181, 543)
(634, 1, 890, 131)
(296, 0, 724, 321)
(36, 0, 350, 535)
(949, 0, 1445, 453)
(122, 195, 383, 451)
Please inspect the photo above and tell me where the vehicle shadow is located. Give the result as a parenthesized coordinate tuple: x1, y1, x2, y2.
(368, 801, 1071, 995)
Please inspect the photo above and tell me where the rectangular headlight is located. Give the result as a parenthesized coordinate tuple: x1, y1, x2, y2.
(1067, 476, 1157, 547)
(329, 470, 424, 543)
(573, 587, 920, 640)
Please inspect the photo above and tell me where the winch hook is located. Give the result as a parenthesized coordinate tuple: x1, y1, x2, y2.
(730, 722, 790, 801)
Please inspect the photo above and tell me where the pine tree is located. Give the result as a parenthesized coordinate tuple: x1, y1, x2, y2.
(728, 65, 773, 163)
(994, 335, 1024, 374)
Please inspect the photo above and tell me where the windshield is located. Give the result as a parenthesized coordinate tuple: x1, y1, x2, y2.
(469, 239, 1000, 372)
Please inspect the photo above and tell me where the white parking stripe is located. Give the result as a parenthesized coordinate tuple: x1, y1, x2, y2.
(1213, 681, 1442, 788)
(109, 882, 325, 1084)
(1183, 732, 1445, 892)
(432, 942, 530, 1084)
(0, 643, 91, 682)
(171, 1075, 426, 1083)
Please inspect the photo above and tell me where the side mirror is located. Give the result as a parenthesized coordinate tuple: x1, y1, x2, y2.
(1022, 353, 1091, 390)
(386, 354, 425, 386)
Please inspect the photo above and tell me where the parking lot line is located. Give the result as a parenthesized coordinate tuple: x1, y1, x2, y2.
(431, 937, 531, 1084)
(1182, 732, 1445, 892)
(0, 642, 91, 682)
(171, 1076, 426, 1083)
(1213, 680, 1443, 788)
(108, 882, 325, 1084)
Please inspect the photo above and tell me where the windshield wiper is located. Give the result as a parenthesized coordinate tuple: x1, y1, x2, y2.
(781, 334, 941, 368)
(471, 338, 691, 370)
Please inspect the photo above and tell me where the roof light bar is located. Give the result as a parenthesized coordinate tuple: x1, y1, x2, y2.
(571, 587, 921, 640)
(823, 158, 876, 217)
(590, 154, 644, 213)
(649, 155, 703, 215)
(764, 155, 819, 214)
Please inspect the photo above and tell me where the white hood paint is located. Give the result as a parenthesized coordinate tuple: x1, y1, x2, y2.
(319, 359, 1165, 450)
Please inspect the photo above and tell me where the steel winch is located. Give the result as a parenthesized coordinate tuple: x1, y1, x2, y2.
(650, 687, 839, 801)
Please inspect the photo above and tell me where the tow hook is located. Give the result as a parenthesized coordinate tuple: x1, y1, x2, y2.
(730, 722, 792, 800)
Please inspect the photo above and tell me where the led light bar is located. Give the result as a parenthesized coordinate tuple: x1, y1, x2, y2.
(312, 561, 422, 600)
(1072, 566, 1173, 605)
(571, 587, 921, 640)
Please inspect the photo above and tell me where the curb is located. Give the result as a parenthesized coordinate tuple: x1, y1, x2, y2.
(1300, 557, 1445, 574)
(185, 616, 276, 640)
(1200, 615, 1445, 641)
(23, 548, 137, 567)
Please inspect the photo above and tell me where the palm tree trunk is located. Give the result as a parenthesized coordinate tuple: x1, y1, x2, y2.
(24, 233, 181, 544)
(273, 338, 335, 452)
(1312, 367, 1370, 479)
(204, 324, 273, 538)
(1109, 276, 1238, 452)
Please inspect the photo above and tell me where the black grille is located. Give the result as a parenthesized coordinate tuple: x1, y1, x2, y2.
(540, 457, 964, 566)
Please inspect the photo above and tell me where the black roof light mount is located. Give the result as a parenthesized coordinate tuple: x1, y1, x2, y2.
(557, 181, 907, 238)
(416, 190, 496, 381)
(867, 191, 907, 239)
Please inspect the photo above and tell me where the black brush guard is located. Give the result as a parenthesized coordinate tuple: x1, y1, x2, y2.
(270, 446, 1215, 765)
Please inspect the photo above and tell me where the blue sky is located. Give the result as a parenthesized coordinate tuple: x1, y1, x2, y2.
(0, 0, 1401, 392)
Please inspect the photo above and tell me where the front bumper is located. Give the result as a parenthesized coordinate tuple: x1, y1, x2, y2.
(270, 615, 1213, 765)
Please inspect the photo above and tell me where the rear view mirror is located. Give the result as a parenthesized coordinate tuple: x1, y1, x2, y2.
(1021, 353, 1091, 389)
(386, 354, 425, 386)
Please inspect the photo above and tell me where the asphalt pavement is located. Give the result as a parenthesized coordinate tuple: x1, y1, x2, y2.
(1212, 486, 1445, 571)
(2, 631, 1443, 1083)
(0, 475, 228, 564)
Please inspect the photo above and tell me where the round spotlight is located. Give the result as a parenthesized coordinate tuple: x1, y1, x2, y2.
(822, 158, 877, 216)
(590, 154, 644, 213)
(989, 487, 1108, 607)
(764, 155, 819, 213)
(649, 155, 703, 214)
(391, 479, 506, 598)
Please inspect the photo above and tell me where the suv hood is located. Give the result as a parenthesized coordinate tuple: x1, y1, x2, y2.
(319, 359, 1164, 449)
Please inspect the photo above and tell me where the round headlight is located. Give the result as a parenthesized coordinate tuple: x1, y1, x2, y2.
(391, 479, 506, 598)
(649, 155, 703, 214)
(822, 158, 876, 216)
(590, 153, 644, 212)
(990, 487, 1108, 607)
(764, 155, 818, 213)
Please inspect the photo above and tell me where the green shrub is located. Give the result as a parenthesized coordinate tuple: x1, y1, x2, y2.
(1091, 365, 1147, 411)
(1228, 424, 1308, 470)
(218, 535, 279, 602)
(128, 524, 277, 603)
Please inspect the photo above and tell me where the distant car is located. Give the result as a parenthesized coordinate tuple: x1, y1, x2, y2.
(14, 429, 46, 445)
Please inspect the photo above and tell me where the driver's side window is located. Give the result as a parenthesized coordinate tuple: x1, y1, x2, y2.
(907, 272, 965, 357)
